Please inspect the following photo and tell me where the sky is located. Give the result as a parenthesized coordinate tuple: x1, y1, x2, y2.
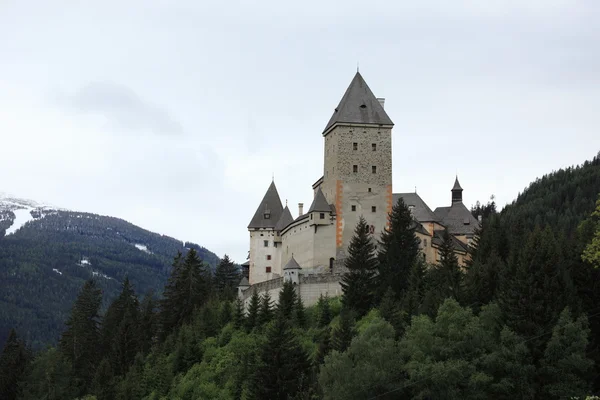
(0, 0, 599, 263)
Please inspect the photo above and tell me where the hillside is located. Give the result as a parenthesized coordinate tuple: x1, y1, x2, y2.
(0, 194, 219, 348)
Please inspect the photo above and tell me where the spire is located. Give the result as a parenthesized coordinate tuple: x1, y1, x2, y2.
(323, 72, 394, 135)
(451, 176, 463, 203)
(274, 205, 294, 232)
(308, 187, 332, 213)
(283, 255, 302, 270)
(248, 181, 284, 229)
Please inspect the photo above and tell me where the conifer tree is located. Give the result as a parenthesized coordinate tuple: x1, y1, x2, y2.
(377, 197, 420, 300)
(20, 347, 76, 400)
(582, 197, 600, 268)
(379, 287, 404, 337)
(214, 254, 240, 299)
(218, 300, 233, 327)
(258, 292, 273, 326)
(401, 258, 427, 319)
(277, 280, 298, 321)
(138, 291, 157, 354)
(497, 226, 573, 359)
(332, 308, 356, 353)
(92, 358, 115, 400)
(315, 327, 332, 366)
(317, 294, 332, 328)
(232, 298, 245, 330)
(246, 289, 260, 331)
(463, 252, 504, 311)
(0, 328, 30, 400)
(248, 317, 311, 400)
(59, 279, 103, 394)
(437, 230, 463, 301)
(540, 308, 593, 399)
(341, 216, 378, 317)
(158, 251, 184, 339)
(296, 296, 307, 328)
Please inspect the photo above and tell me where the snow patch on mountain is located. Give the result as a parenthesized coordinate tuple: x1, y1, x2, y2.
(5, 208, 35, 235)
(1, 192, 67, 236)
(134, 243, 152, 254)
(52, 268, 63, 275)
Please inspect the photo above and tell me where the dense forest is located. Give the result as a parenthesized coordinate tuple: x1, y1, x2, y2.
(0, 208, 219, 348)
(1, 152, 600, 399)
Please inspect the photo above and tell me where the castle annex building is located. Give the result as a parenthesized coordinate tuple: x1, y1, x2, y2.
(243, 72, 479, 287)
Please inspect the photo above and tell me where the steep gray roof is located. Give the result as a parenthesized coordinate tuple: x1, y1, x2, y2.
(433, 202, 480, 236)
(432, 230, 469, 253)
(283, 256, 302, 270)
(308, 187, 332, 213)
(275, 206, 294, 231)
(239, 277, 250, 287)
(247, 181, 284, 229)
(452, 177, 463, 191)
(323, 72, 394, 134)
(393, 193, 440, 223)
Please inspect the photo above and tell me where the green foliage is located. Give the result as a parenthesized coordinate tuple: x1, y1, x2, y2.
(91, 358, 115, 400)
(582, 197, 600, 268)
(232, 298, 245, 330)
(341, 216, 379, 317)
(319, 316, 403, 400)
(214, 254, 240, 300)
(245, 289, 260, 331)
(295, 296, 307, 328)
(277, 280, 298, 321)
(539, 308, 593, 399)
(377, 196, 420, 300)
(0, 329, 30, 400)
(20, 347, 76, 400)
(316, 294, 332, 328)
(258, 291, 273, 326)
(331, 308, 356, 353)
(59, 279, 102, 394)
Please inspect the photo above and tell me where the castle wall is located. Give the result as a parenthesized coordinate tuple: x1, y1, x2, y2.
(281, 218, 314, 268)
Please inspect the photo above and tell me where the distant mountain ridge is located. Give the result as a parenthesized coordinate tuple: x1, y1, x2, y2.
(0, 193, 220, 348)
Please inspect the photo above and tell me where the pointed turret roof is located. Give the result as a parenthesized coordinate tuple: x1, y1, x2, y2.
(283, 256, 302, 270)
(247, 181, 284, 229)
(452, 176, 463, 191)
(323, 72, 394, 134)
(275, 205, 294, 231)
(308, 187, 331, 213)
(239, 276, 250, 287)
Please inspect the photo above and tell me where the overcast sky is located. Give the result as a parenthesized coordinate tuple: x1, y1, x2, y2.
(1, 1, 599, 263)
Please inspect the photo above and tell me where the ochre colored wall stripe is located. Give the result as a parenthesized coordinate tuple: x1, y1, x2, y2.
(336, 180, 343, 248)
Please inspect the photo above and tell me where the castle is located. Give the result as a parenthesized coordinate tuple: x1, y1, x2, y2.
(239, 72, 479, 305)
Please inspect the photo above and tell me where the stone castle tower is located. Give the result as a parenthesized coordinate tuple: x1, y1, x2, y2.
(245, 72, 394, 284)
(317, 72, 394, 258)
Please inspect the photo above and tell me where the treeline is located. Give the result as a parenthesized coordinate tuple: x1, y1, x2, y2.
(1, 153, 600, 399)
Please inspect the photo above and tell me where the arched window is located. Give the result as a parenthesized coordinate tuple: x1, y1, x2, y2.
(329, 257, 334, 271)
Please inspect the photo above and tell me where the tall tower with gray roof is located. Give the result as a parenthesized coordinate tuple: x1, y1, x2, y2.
(317, 72, 394, 258)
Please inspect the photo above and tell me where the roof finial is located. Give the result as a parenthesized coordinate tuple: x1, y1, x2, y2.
(286, 199, 288, 207)
(357, 61, 359, 73)
(272, 172, 274, 182)
(415, 186, 417, 194)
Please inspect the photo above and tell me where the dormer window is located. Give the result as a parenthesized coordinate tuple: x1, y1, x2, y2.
(463, 218, 470, 225)
(264, 209, 271, 219)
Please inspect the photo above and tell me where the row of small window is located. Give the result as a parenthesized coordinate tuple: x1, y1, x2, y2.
(351, 205, 377, 212)
(353, 143, 377, 151)
(353, 165, 377, 173)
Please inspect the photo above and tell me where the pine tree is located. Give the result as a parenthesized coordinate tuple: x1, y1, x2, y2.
(317, 294, 332, 328)
(277, 280, 298, 321)
(296, 296, 307, 328)
(0, 329, 30, 400)
(497, 226, 573, 359)
(159, 249, 211, 339)
(437, 230, 463, 302)
(332, 308, 356, 353)
(377, 197, 420, 301)
(315, 327, 332, 366)
(248, 317, 311, 400)
(59, 279, 103, 394)
(401, 258, 427, 319)
(138, 290, 157, 354)
(101, 276, 140, 376)
(463, 252, 505, 311)
(540, 308, 593, 399)
(379, 287, 404, 337)
(341, 216, 379, 317)
(218, 300, 233, 327)
(214, 254, 240, 300)
(232, 298, 245, 330)
(258, 292, 273, 326)
(92, 358, 115, 400)
(246, 289, 260, 331)
(582, 196, 600, 268)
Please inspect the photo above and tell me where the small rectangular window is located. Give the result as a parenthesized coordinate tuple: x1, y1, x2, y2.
(353, 165, 358, 173)
(372, 206, 377, 212)
(372, 143, 376, 151)
(351, 205, 356, 211)
(266, 266, 272, 273)
(320, 213, 325, 219)
(372, 166, 377, 174)
(368, 188, 371, 192)
(353, 142, 358, 150)
(263, 240, 268, 247)
(267, 255, 271, 260)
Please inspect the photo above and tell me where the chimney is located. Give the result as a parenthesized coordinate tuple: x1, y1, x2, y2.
(377, 98, 385, 109)
(298, 203, 304, 216)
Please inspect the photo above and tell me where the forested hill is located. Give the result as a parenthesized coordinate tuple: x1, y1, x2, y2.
(0, 196, 220, 348)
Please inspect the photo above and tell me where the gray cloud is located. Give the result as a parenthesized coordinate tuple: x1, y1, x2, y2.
(60, 82, 183, 135)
